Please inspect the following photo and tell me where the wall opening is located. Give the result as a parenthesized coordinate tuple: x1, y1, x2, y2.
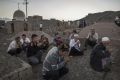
(24, 23, 28, 31)
(11, 23, 14, 33)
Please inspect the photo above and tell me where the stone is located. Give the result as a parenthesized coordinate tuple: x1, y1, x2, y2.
(8, 72, 19, 80)
(18, 60, 33, 80)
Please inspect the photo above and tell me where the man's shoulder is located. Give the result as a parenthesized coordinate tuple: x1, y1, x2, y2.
(20, 39, 23, 42)
(46, 46, 59, 59)
(11, 40, 16, 44)
(92, 44, 101, 51)
(48, 47, 58, 55)
(26, 37, 30, 40)
(51, 46, 58, 52)
(26, 37, 30, 39)
(95, 33, 98, 35)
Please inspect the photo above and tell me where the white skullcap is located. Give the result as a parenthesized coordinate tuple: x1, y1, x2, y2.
(74, 34, 79, 38)
(102, 37, 110, 42)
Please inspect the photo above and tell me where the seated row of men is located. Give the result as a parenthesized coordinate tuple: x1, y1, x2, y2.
(7, 29, 111, 80)
(7, 34, 49, 65)
(47, 29, 111, 80)
(43, 41, 111, 80)
(70, 28, 98, 55)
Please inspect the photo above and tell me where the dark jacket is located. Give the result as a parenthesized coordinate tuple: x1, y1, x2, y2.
(90, 43, 111, 72)
(27, 42, 41, 57)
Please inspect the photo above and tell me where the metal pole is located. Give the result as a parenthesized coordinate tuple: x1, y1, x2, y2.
(18, 3, 20, 10)
(23, 0, 28, 19)
(26, 0, 28, 18)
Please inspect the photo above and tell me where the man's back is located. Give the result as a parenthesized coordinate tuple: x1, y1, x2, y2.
(43, 47, 64, 72)
(90, 43, 107, 72)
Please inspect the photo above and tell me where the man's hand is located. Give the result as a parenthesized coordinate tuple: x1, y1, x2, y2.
(76, 40, 80, 44)
(37, 42, 42, 46)
(64, 56, 70, 63)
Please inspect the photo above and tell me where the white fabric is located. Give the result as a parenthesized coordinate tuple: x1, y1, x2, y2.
(102, 37, 110, 42)
(20, 37, 30, 44)
(69, 39, 81, 51)
(69, 39, 75, 48)
(115, 16, 119, 20)
(7, 40, 16, 52)
(74, 34, 79, 38)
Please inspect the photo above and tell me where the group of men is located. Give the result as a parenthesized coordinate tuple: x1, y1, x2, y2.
(7, 34, 49, 65)
(7, 28, 112, 80)
(42, 28, 112, 80)
(69, 29, 111, 71)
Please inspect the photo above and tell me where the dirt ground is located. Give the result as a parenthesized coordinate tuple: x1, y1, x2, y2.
(0, 29, 22, 78)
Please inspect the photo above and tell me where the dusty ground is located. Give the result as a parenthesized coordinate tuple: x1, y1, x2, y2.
(0, 29, 22, 78)
(0, 22, 120, 80)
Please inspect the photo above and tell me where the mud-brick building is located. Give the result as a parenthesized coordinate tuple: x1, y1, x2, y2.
(6, 9, 32, 33)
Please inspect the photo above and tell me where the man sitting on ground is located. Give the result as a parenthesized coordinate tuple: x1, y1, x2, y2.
(27, 34, 43, 65)
(39, 35, 49, 50)
(84, 28, 98, 49)
(69, 34, 84, 56)
(7, 36, 22, 56)
(90, 37, 111, 72)
(20, 34, 30, 52)
(42, 43, 69, 80)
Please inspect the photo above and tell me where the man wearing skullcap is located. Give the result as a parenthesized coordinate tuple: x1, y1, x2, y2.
(69, 34, 84, 56)
(90, 37, 111, 72)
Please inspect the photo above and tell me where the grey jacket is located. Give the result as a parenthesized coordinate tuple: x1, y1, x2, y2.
(43, 47, 65, 74)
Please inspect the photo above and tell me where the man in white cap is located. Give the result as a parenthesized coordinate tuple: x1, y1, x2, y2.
(90, 37, 111, 72)
(69, 34, 84, 56)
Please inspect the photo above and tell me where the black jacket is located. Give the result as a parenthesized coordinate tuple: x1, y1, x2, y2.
(90, 43, 111, 72)
(27, 42, 41, 57)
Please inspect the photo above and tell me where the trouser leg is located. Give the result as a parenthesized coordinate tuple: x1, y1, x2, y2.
(22, 45, 27, 52)
(85, 39, 97, 48)
(90, 41, 97, 48)
(59, 67, 69, 78)
(8, 48, 22, 56)
(69, 47, 83, 56)
(43, 67, 69, 80)
(35, 50, 43, 62)
(16, 48, 22, 54)
(43, 70, 59, 80)
(8, 49, 16, 56)
(22, 43, 29, 52)
(28, 50, 43, 65)
(28, 56, 39, 65)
